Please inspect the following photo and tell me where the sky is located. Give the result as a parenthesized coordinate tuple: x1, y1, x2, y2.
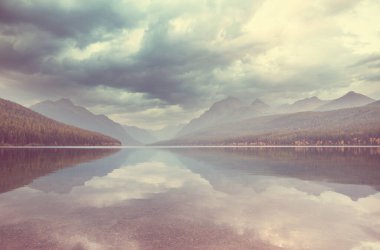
(0, 0, 379, 129)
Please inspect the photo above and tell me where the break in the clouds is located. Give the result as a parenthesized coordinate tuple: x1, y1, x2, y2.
(0, 0, 379, 128)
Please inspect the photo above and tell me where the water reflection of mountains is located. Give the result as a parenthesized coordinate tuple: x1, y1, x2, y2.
(1, 147, 379, 195)
(174, 147, 380, 189)
(0, 148, 119, 193)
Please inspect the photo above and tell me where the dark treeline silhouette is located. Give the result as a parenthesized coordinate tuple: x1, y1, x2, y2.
(0, 148, 119, 193)
(215, 130, 380, 146)
(0, 98, 121, 146)
(162, 132, 380, 146)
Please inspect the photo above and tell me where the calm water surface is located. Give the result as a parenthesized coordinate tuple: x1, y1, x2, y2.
(0, 147, 379, 250)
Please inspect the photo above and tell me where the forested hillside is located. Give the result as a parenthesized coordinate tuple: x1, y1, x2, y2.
(160, 102, 380, 146)
(0, 98, 121, 146)
(31, 99, 140, 145)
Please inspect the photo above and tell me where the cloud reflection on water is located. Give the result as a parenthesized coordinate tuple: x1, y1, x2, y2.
(0, 148, 379, 249)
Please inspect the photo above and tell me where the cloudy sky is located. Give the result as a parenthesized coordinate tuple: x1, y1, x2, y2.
(0, 0, 379, 129)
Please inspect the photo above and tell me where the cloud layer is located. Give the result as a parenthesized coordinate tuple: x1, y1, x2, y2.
(0, 0, 379, 128)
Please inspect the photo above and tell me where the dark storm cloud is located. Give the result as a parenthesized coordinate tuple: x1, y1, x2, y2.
(0, 7, 258, 107)
(0, 0, 302, 108)
(0, 0, 140, 45)
(0, 0, 143, 79)
(0, 0, 267, 110)
(88, 21, 263, 106)
(0, 26, 64, 73)
(100, 20, 255, 105)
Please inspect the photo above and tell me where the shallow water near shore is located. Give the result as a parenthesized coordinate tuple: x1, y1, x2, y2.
(0, 147, 379, 249)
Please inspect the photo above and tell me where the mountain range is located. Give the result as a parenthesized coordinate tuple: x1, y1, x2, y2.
(164, 101, 380, 145)
(1, 91, 378, 146)
(31, 99, 139, 145)
(316, 91, 374, 111)
(178, 96, 272, 136)
(161, 91, 380, 145)
(123, 125, 158, 144)
(30, 99, 183, 145)
(279, 96, 327, 113)
(150, 124, 184, 142)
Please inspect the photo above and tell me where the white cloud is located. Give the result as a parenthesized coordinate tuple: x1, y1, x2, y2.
(65, 42, 110, 60)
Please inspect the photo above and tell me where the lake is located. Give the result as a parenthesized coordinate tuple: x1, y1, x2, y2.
(0, 147, 379, 250)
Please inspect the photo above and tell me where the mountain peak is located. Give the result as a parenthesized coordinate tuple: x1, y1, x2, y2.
(293, 96, 321, 104)
(290, 96, 324, 107)
(309, 96, 320, 101)
(343, 91, 358, 97)
(252, 98, 265, 105)
(29, 99, 140, 145)
(277, 96, 326, 113)
(210, 96, 243, 109)
(222, 96, 241, 103)
(56, 98, 75, 106)
(251, 98, 270, 110)
(339, 91, 373, 101)
(317, 91, 375, 111)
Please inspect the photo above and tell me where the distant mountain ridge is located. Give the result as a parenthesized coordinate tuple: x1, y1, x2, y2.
(31, 99, 140, 145)
(0, 98, 121, 146)
(150, 124, 185, 142)
(251, 98, 270, 110)
(178, 91, 376, 138)
(280, 96, 328, 113)
(124, 124, 184, 144)
(317, 91, 375, 111)
(7, 90, 376, 146)
(159, 91, 379, 145)
(178, 96, 271, 136)
(161, 102, 380, 146)
(123, 125, 157, 144)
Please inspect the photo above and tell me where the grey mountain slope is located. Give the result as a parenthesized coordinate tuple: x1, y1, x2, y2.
(317, 91, 375, 111)
(368, 100, 380, 106)
(178, 96, 245, 136)
(0, 98, 121, 146)
(31, 99, 140, 145)
(123, 125, 158, 144)
(163, 102, 380, 144)
(251, 98, 270, 111)
(178, 96, 271, 136)
(151, 124, 185, 141)
(279, 96, 328, 113)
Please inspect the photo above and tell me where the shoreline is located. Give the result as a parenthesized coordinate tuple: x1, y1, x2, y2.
(1, 145, 380, 149)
